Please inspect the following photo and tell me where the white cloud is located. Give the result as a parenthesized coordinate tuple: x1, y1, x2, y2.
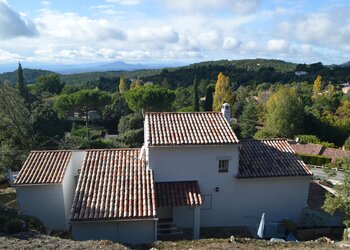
(164, 0, 261, 14)
(0, 1, 38, 39)
(127, 26, 179, 44)
(35, 11, 126, 40)
(266, 39, 289, 53)
(104, 0, 141, 5)
(223, 37, 240, 50)
(0, 49, 22, 61)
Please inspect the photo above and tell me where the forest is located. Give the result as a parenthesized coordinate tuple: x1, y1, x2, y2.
(1, 59, 350, 174)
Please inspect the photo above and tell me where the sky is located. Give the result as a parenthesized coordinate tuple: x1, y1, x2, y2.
(0, 0, 350, 65)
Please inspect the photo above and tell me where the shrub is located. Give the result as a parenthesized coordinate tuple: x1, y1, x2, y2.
(0, 215, 9, 227)
(298, 153, 332, 166)
(5, 219, 25, 234)
(297, 134, 336, 148)
(22, 215, 45, 232)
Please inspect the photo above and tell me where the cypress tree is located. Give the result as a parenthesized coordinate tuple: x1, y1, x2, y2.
(16, 62, 29, 102)
(204, 85, 214, 111)
(240, 101, 258, 139)
(193, 75, 199, 111)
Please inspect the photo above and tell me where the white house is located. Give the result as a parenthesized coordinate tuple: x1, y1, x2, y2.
(15, 103, 312, 243)
(14, 150, 86, 231)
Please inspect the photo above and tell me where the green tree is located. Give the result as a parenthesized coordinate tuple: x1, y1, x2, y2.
(117, 112, 144, 147)
(173, 87, 192, 111)
(323, 156, 350, 229)
(0, 83, 34, 172)
(119, 75, 128, 93)
(16, 62, 29, 102)
(193, 75, 199, 111)
(34, 74, 65, 95)
(54, 89, 111, 138)
(344, 136, 350, 150)
(125, 84, 175, 112)
(204, 84, 215, 111)
(240, 101, 258, 139)
(257, 87, 304, 138)
(213, 72, 233, 111)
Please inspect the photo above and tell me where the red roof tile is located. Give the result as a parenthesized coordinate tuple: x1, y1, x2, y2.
(71, 149, 156, 221)
(321, 147, 349, 164)
(238, 139, 312, 179)
(14, 151, 72, 185)
(146, 112, 239, 146)
(289, 142, 323, 156)
(155, 181, 202, 207)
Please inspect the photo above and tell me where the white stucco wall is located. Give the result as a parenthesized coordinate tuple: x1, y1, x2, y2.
(72, 220, 157, 244)
(16, 184, 68, 230)
(62, 151, 86, 228)
(148, 146, 310, 228)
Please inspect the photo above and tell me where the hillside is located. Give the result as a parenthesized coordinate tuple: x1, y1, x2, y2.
(0, 69, 54, 85)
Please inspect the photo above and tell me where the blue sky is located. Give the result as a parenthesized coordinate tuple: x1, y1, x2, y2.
(0, 0, 350, 65)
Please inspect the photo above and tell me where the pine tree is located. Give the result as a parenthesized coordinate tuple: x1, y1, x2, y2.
(119, 75, 128, 93)
(213, 72, 232, 111)
(193, 75, 199, 111)
(16, 62, 29, 102)
(240, 101, 258, 139)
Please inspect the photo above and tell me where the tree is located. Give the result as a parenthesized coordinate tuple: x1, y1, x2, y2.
(344, 136, 350, 150)
(130, 78, 142, 89)
(0, 83, 34, 172)
(119, 75, 128, 93)
(240, 101, 258, 139)
(125, 84, 175, 112)
(312, 75, 323, 98)
(213, 72, 233, 111)
(54, 89, 111, 137)
(204, 84, 214, 111)
(173, 87, 192, 111)
(323, 155, 350, 229)
(103, 93, 131, 132)
(16, 62, 29, 102)
(34, 74, 65, 95)
(256, 87, 304, 138)
(193, 75, 199, 111)
(117, 112, 144, 147)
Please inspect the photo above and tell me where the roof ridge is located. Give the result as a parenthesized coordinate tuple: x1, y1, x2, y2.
(146, 111, 221, 114)
(85, 148, 141, 151)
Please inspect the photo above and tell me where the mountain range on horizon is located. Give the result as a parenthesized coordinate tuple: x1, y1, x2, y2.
(0, 61, 186, 74)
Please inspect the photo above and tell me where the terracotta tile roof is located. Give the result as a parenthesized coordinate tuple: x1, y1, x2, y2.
(146, 112, 239, 146)
(238, 139, 312, 179)
(155, 181, 202, 207)
(71, 149, 156, 221)
(14, 151, 72, 185)
(288, 142, 323, 156)
(321, 147, 349, 164)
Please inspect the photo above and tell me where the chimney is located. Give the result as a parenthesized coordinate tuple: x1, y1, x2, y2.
(221, 103, 230, 123)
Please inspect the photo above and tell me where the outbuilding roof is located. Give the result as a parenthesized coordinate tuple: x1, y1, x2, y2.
(146, 112, 239, 146)
(14, 150, 72, 185)
(238, 139, 312, 179)
(155, 181, 202, 207)
(71, 149, 156, 221)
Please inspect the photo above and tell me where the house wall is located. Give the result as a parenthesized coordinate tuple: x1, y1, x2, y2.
(16, 184, 67, 230)
(62, 151, 86, 228)
(148, 146, 310, 228)
(72, 220, 157, 244)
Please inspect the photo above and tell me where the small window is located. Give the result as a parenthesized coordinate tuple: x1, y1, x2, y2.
(218, 160, 229, 173)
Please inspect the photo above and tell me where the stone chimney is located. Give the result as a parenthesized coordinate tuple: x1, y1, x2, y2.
(221, 103, 230, 123)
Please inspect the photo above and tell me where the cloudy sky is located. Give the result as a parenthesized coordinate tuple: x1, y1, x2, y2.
(0, 0, 349, 65)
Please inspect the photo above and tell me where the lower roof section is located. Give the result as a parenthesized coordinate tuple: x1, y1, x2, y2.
(155, 180, 202, 207)
(238, 139, 313, 179)
(71, 149, 156, 221)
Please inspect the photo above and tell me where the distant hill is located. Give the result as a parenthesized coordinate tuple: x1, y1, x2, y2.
(0, 68, 54, 85)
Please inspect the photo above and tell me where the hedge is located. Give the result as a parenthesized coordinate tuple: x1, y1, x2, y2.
(297, 153, 332, 166)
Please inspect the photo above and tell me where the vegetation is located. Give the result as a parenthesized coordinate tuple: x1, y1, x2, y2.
(323, 155, 350, 229)
(1, 59, 350, 175)
(297, 153, 332, 166)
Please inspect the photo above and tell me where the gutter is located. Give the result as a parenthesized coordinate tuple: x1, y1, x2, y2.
(70, 217, 158, 224)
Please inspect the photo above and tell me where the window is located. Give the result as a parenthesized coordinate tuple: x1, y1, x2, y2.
(218, 159, 229, 173)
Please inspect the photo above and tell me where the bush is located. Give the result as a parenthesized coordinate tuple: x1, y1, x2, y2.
(5, 219, 25, 234)
(0, 215, 9, 227)
(22, 215, 45, 232)
(298, 153, 332, 166)
(297, 134, 336, 148)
